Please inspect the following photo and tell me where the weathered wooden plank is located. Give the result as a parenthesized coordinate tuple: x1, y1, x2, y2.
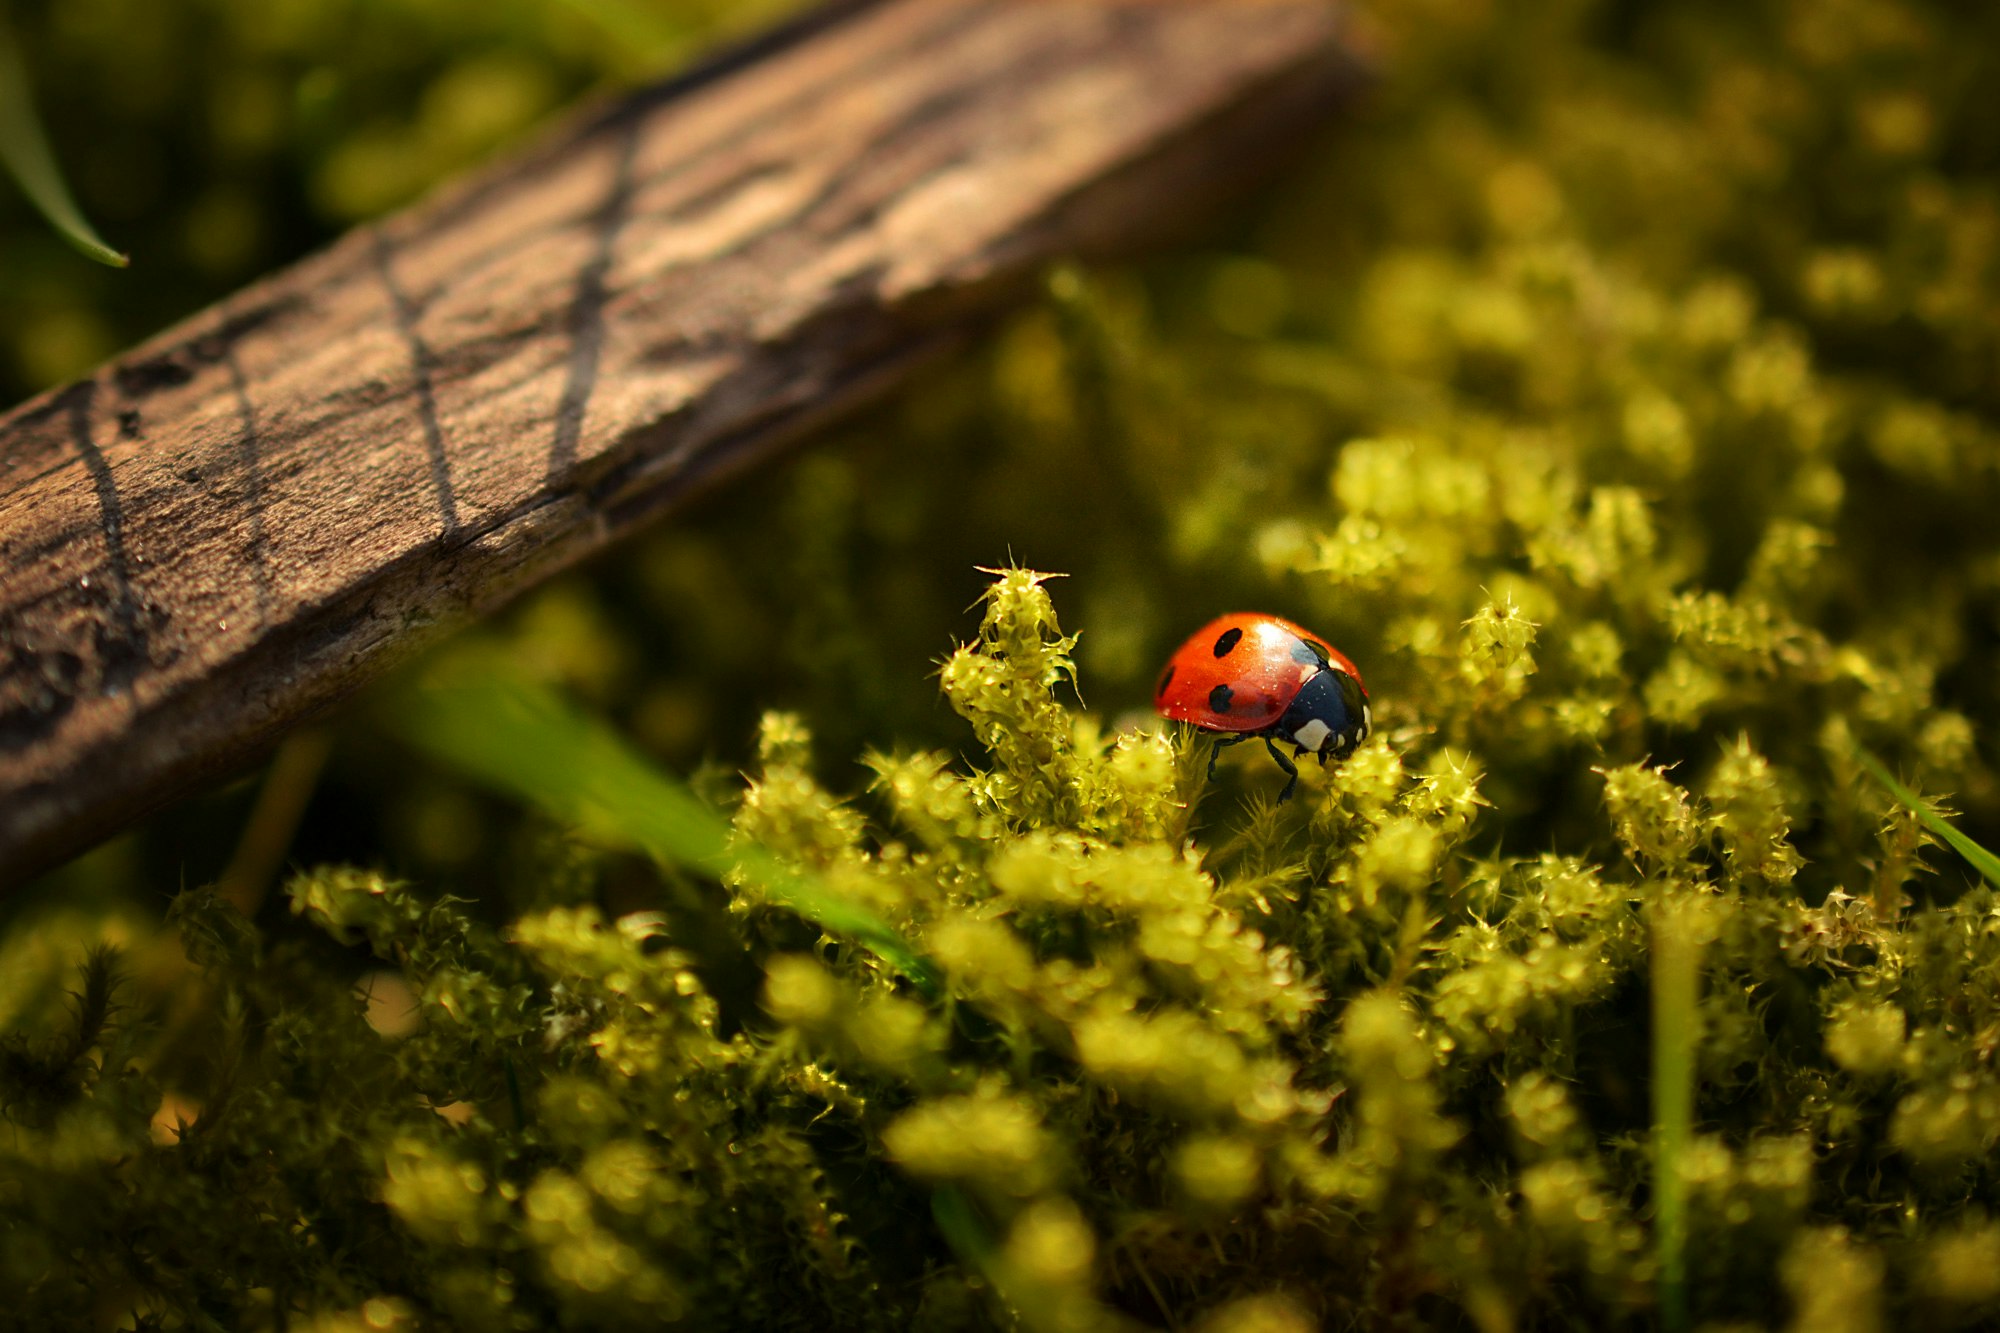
(0, 0, 1357, 887)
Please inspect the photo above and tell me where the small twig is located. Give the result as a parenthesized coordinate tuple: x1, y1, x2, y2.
(215, 730, 333, 917)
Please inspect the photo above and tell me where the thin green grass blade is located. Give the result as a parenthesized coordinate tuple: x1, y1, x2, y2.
(1650, 894, 1710, 1333)
(1856, 748, 2000, 889)
(930, 1186, 997, 1270)
(391, 668, 938, 994)
(0, 20, 128, 268)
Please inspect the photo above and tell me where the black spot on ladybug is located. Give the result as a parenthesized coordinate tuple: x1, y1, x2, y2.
(1212, 627, 1243, 658)
(1208, 684, 1234, 714)
(1308, 639, 1332, 663)
(1156, 663, 1176, 696)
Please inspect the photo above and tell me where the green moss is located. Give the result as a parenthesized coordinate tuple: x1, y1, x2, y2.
(9, 552, 2000, 1327)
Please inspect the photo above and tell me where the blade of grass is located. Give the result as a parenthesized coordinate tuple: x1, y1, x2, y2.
(0, 18, 128, 268)
(932, 1186, 1119, 1333)
(216, 730, 333, 917)
(1651, 892, 1712, 1333)
(390, 666, 937, 995)
(930, 1185, 998, 1273)
(1856, 748, 2000, 889)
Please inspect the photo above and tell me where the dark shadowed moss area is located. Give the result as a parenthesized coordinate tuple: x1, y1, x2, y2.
(8, 0, 2000, 1329)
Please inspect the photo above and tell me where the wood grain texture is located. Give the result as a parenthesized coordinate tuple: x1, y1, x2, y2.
(0, 0, 1357, 887)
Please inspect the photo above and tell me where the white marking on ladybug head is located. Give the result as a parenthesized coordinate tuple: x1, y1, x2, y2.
(1292, 717, 1333, 753)
(1359, 704, 1372, 737)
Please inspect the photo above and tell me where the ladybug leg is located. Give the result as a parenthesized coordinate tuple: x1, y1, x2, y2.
(1264, 736, 1300, 803)
(1206, 733, 1251, 782)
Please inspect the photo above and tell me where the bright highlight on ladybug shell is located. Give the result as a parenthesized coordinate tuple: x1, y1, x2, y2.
(1153, 613, 1371, 801)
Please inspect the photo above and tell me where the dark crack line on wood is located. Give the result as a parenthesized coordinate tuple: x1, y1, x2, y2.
(363, 2, 991, 330)
(414, 0, 893, 239)
(765, 22, 1114, 250)
(372, 229, 462, 537)
(539, 6, 997, 487)
(221, 336, 276, 626)
(63, 381, 148, 692)
(3, 297, 303, 491)
(549, 116, 641, 483)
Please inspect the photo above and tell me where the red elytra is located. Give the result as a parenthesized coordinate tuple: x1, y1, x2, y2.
(1154, 613, 1371, 800)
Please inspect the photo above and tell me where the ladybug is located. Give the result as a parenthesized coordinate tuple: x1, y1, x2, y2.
(1153, 613, 1371, 802)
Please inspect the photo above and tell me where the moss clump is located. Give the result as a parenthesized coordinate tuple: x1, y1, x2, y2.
(7, 565, 2000, 1329)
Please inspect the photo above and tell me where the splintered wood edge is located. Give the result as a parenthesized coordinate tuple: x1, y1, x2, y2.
(0, 0, 1360, 888)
